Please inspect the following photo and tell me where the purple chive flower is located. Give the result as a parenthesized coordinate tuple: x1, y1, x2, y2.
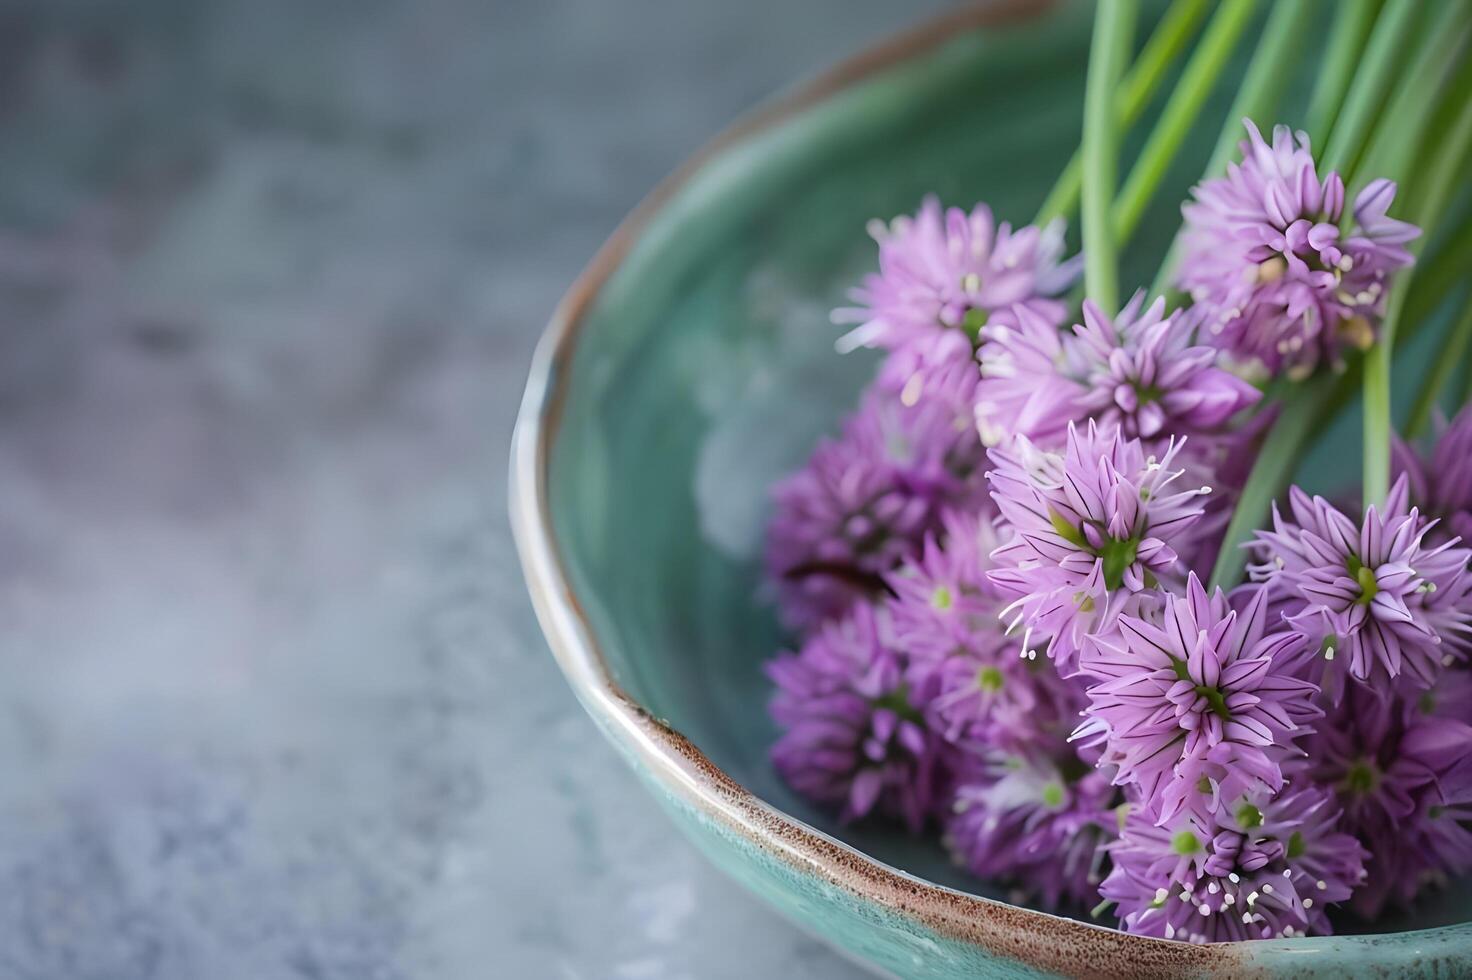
(975, 293, 1260, 451)
(1394, 403, 1472, 546)
(1305, 685, 1472, 917)
(987, 421, 1211, 676)
(1081, 576, 1320, 824)
(944, 745, 1117, 911)
(1424, 664, 1472, 726)
(975, 302, 1091, 448)
(887, 508, 1008, 661)
(1251, 476, 1472, 692)
(835, 196, 1079, 387)
(1179, 121, 1419, 379)
(1070, 293, 1261, 442)
(767, 603, 941, 832)
(886, 509, 1084, 750)
(1413, 756, 1472, 895)
(765, 366, 989, 629)
(1103, 785, 1366, 943)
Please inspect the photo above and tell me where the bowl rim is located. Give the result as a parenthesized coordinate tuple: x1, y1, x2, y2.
(508, 3, 1466, 975)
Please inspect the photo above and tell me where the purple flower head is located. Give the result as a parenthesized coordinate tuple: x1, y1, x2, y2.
(944, 745, 1117, 911)
(1102, 785, 1366, 942)
(975, 302, 1090, 448)
(765, 368, 988, 629)
(767, 603, 941, 832)
(886, 510, 1084, 750)
(886, 508, 1008, 661)
(1070, 293, 1261, 442)
(1251, 476, 1472, 693)
(1082, 575, 1320, 824)
(1179, 121, 1419, 379)
(975, 293, 1260, 451)
(1423, 664, 1472, 727)
(835, 197, 1079, 388)
(987, 421, 1211, 676)
(1305, 685, 1472, 916)
(1394, 403, 1472, 546)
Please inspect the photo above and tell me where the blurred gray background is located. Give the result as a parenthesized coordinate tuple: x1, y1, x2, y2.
(0, 0, 953, 977)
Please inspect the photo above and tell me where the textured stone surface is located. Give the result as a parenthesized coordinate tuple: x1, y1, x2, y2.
(0, 1, 946, 977)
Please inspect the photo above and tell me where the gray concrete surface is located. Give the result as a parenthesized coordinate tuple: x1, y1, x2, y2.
(0, 1, 951, 977)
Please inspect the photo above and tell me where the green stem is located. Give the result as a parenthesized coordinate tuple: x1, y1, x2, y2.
(1406, 302, 1472, 439)
(1209, 375, 1337, 590)
(1037, 0, 1210, 225)
(1350, 0, 1470, 187)
(1081, 0, 1137, 315)
(1318, 0, 1422, 175)
(1197, 0, 1313, 178)
(1112, 0, 1257, 245)
(1304, 0, 1382, 145)
(1149, 0, 1314, 297)
(1363, 95, 1472, 505)
(1310, 231, 1472, 463)
(1398, 32, 1472, 223)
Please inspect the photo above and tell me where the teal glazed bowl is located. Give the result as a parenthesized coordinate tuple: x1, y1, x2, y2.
(510, 2, 1472, 976)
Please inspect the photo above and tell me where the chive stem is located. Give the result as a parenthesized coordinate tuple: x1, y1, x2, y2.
(1349, 0, 1470, 187)
(1112, 0, 1257, 245)
(1036, 0, 1210, 225)
(1363, 94, 1472, 505)
(1318, 0, 1422, 175)
(1149, 0, 1314, 297)
(1081, 0, 1138, 315)
(1208, 374, 1337, 590)
(1304, 0, 1382, 145)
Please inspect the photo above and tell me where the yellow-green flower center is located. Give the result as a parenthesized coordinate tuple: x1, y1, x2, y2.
(977, 665, 1005, 693)
(1347, 555, 1379, 605)
(1049, 508, 1141, 591)
(1343, 759, 1380, 796)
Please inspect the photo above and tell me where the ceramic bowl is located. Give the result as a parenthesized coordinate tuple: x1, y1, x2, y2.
(510, 2, 1472, 975)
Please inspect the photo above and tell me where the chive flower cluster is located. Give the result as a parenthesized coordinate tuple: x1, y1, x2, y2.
(762, 122, 1472, 943)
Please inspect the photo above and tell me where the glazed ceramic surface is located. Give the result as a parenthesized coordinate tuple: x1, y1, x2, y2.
(512, 1, 1472, 975)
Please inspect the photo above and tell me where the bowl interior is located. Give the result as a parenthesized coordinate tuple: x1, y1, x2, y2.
(545, 0, 1470, 934)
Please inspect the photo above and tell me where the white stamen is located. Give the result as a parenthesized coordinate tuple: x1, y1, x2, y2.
(900, 372, 924, 407)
